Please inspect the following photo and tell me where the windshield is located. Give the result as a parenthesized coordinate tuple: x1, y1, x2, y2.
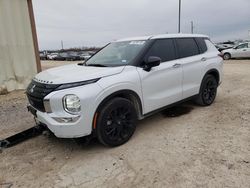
(86, 41, 146, 67)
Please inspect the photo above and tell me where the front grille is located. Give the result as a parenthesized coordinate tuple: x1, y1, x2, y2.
(26, 80, 60, 112)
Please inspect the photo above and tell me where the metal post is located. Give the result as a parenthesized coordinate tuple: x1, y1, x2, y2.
(178, 0, 181, 33)
(61, 40, 64, 50)
(191, 21, 194, 34)
(27, 0, 41, 72)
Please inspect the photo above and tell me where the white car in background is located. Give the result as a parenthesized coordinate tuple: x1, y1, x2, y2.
(79, 52, 92, 60)
(47, 53, 59, 60)
(26, 34, 223, 147)
(222, 42, 250, 60)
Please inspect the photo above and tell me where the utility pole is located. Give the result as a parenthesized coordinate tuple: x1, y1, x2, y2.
(178, 0, 181, 33)
(191, 21, 194, 34)
(61, 40, 64, 50)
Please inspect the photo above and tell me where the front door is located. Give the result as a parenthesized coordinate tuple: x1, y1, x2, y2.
(136, 39, 183, 114)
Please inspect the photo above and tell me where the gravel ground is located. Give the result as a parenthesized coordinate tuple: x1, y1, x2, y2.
(0, 60, 250, 188)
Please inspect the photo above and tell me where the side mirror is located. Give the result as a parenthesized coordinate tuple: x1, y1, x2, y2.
(143, 56, 161, 71)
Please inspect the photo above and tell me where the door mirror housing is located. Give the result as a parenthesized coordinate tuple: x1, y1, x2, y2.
(143, 56, 161, 71)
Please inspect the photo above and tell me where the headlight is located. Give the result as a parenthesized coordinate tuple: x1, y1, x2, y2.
(63, 95, 81, 114)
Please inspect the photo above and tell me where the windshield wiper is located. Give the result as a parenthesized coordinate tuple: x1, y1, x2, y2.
(87, 64, 107, 67)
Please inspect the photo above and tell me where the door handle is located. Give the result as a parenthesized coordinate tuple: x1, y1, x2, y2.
(201, 57, 207, 61)
(243, 49, 247, 51)
(172, 63, 181, 68)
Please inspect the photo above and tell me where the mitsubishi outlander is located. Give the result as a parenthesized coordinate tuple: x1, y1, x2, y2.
(27, 34, 223, 146)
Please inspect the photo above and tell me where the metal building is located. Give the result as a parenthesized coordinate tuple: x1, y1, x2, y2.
(0, 0, 41, 94)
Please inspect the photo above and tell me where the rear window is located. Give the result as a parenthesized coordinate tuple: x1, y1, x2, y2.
(176, 38, 200, 58)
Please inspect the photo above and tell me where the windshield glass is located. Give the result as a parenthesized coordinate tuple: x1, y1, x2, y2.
(86, 41, 146, 66)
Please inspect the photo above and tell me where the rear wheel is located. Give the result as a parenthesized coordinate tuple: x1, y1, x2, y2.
(96, 98, 137, 147)
(223, 53, 231, 60)
(195, 75, 218, 106)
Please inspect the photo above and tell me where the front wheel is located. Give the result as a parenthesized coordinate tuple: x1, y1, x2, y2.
(195, 75, 218, 106)
(96, 98, 137, 147)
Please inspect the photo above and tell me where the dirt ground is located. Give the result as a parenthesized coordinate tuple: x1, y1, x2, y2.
(0, 60, 249, 188)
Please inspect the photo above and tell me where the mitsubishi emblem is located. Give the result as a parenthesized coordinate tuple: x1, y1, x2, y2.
(30, 85, 36, 93)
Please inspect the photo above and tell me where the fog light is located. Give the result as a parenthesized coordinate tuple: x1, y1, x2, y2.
(52, 116, 80, 123)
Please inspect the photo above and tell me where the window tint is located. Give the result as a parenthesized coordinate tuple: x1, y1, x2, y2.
(145, 39, 176, 62)
(176, 38, 200, 58)
(195, 38, 207, 53)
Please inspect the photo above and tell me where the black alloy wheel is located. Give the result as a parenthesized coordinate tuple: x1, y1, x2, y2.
(195, 75, 218, 106)
(96, 98, 137, 147)
(203, 79, 217, 104)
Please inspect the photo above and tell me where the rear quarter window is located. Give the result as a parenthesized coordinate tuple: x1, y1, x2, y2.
(195, 38, 208, 53)
(176, 38, 200, 58)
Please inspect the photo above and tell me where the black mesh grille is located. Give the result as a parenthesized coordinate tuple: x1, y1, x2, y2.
(26, 80, 60, 112)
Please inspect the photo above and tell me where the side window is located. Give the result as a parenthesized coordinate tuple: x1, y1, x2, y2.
(236, 43, 248, 49)
(176, 38, 200, 58)
(195, 38, 208, 53)
(145, 39, 176, 62)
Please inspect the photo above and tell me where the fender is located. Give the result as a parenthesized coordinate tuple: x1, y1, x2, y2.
(92, 89, 143, 131)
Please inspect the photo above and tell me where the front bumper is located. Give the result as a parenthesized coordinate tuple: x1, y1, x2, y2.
(36, 110, 87, 138)
(28, 104, 91, 138)
(26, 83, 103, 138)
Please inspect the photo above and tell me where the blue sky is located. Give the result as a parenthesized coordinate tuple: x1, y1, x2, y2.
(33, 0, 250, 50)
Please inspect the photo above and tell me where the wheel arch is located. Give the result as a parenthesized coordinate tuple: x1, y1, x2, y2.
(93, 89, 143, 129)
(204, 69, 220, 84)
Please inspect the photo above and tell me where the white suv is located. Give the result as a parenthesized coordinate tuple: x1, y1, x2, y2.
(27, 34, 223, 146)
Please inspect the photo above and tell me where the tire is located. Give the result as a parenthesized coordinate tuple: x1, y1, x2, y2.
(96, 97, 137, 147)
(195, 75, 218, 106)
(223, 53, 231, 60)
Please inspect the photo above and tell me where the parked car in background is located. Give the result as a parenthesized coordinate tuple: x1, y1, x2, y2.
(47, 53, 58, 60)
(67, 52, 81, 61)
(53, 52, 81, 61)
(88, 51, 96, 56)
(79, 52, 91, 60)
(39, 52, 47, 60)
(26, 34, 223, 146)
(222, 42, 250, 60)
(53, 52, 69, 61)
(215, 44, 234, 52)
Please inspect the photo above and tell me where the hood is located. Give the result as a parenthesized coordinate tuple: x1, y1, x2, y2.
(34, 64, 125, 84)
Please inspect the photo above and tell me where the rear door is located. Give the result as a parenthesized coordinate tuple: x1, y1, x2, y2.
(175, 38, 205, 98)
(137, 39, 183, 114)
